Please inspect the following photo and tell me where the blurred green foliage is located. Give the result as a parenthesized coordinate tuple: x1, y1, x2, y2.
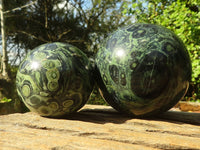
(0, 97, 12, 103)
(87, 85, 108, 105)
(123, 0, 200, 101)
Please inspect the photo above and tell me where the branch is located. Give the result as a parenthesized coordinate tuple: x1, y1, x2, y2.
(73, 0, 88, 25)
(16, 30, 49, 43)
(65, 39, 84, 43)
(58, 29, 72, 40)
(3, 0, 37, 14)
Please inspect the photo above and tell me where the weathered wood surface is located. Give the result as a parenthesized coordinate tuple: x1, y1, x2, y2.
(0, 104, 200, 150)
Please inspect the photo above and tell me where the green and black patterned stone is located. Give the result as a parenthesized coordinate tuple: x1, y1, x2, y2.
(95, 23, 191, 117)
(16, 42, 94, 117)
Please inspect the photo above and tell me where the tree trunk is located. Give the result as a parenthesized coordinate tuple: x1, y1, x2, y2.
(0, 0, 9, 80)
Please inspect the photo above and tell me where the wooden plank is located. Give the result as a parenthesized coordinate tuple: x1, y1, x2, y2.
(0, 105, 200, 150)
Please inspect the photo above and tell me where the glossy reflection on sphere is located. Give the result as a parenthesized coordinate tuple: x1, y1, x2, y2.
(16, 42, 94, 117)
(95, 23, 191, 117)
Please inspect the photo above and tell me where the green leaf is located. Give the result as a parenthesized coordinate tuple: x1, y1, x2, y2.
(92, 0, 101, 6)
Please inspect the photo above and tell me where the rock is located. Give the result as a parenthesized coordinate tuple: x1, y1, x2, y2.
(178, 101, 200, 112)
(0, 104, 200, 150)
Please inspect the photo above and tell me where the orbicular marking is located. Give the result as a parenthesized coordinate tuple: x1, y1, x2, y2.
(21, 81, 32, 97)
(51, 72, 58, 79)
(46, 69, 60, 81)
(38, 106, 52, 116)
(49, 102, 59, 111)
(43, 60, 56, 69)
(21, 85, 31, 97)
(63, 100, 74, 108)
(109, 65, 119, 84)
(63, 93, 82, 110)
(120, 72, 126, 86)
(40, 91, 49, 97)
(147, 42, 160, 50)
(130, 51, 142, 69)
(29, 95, 41, 105)
(139, 29, 146, 35)
(148, 26, 158, 34)
(47, 81, 59, 91)
(131, 63, 137, 69)
(132, 29, 146, 38)
(162, 42, 176, 54)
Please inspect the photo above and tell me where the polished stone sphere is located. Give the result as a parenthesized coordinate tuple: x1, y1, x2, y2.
(16, 42, 94, 117)
(95, 23, 191, 117)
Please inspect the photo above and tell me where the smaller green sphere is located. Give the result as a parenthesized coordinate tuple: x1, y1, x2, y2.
(16, 42, 94, 117)
(95, 23, 192, 117)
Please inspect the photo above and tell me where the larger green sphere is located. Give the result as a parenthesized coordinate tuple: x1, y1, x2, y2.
(95, 23, 191, 117)
(16, 42, 94, 117)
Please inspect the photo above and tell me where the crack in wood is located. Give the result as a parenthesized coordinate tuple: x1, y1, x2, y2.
(126, 121, 159, 128)
(145, 129, 200, 138)
(93, 137, 199, 150)
(77, 132, 107, 137)
(13, 123, 79, 134)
